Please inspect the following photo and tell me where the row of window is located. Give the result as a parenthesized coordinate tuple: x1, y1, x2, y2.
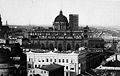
(31, 36, 83, 38)
(30, 36, 84, 40)
(29, 70, 47, 74)
(29, 32, 83, 36)
(32, 58, 75, 63)
(30, 42, 81, 48)
(31, 42, 81, 46)
(45, 58, 69, 63)
(41, 70, 46, 74)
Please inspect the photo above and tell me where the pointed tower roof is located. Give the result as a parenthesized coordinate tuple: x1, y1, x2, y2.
(0, 14, 2, 27)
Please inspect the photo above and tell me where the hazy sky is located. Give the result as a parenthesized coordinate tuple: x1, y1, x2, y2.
(0, 0, 120, 26)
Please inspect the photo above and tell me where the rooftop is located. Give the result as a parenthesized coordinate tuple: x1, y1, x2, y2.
(104, 60, 120, 67)
(26, 49, 87, 56)
(40, 63, 64, 71)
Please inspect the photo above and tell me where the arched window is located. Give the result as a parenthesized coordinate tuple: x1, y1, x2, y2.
(46, 59, 48, 62)
(58, 43, 62, 51)
(49, 43, 54, 50)
(41, 43, 45, 49)
(67, 43, 71, 50)
(75, 44, 79, 50)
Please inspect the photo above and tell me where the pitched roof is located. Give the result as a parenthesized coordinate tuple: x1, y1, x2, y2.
(41, 63, 64, 71)
(86, 69, 98, 76)
(104, 60, 120, 67)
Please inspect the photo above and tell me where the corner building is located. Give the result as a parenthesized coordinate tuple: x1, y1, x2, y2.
(27, 51, 86, 76)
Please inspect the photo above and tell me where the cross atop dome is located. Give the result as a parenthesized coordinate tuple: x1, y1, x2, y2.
(60, 10, 63, 15)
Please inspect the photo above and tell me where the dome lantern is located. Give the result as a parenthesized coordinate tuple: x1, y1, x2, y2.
(60, 10, 63, 15)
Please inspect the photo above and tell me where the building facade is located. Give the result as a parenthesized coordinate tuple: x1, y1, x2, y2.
(26, 51, 86, 76)
(24, 11, 94, 51)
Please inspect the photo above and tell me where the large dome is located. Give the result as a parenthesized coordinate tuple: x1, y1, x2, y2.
(54, 11, 68, 23)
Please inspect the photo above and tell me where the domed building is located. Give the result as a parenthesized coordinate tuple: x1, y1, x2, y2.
(53, 10, 69, 31)
(25, 11, 104, 52)
(26, 10, 92, 51)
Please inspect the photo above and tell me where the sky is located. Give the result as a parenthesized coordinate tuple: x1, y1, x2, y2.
(0, 0, 120, 26)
